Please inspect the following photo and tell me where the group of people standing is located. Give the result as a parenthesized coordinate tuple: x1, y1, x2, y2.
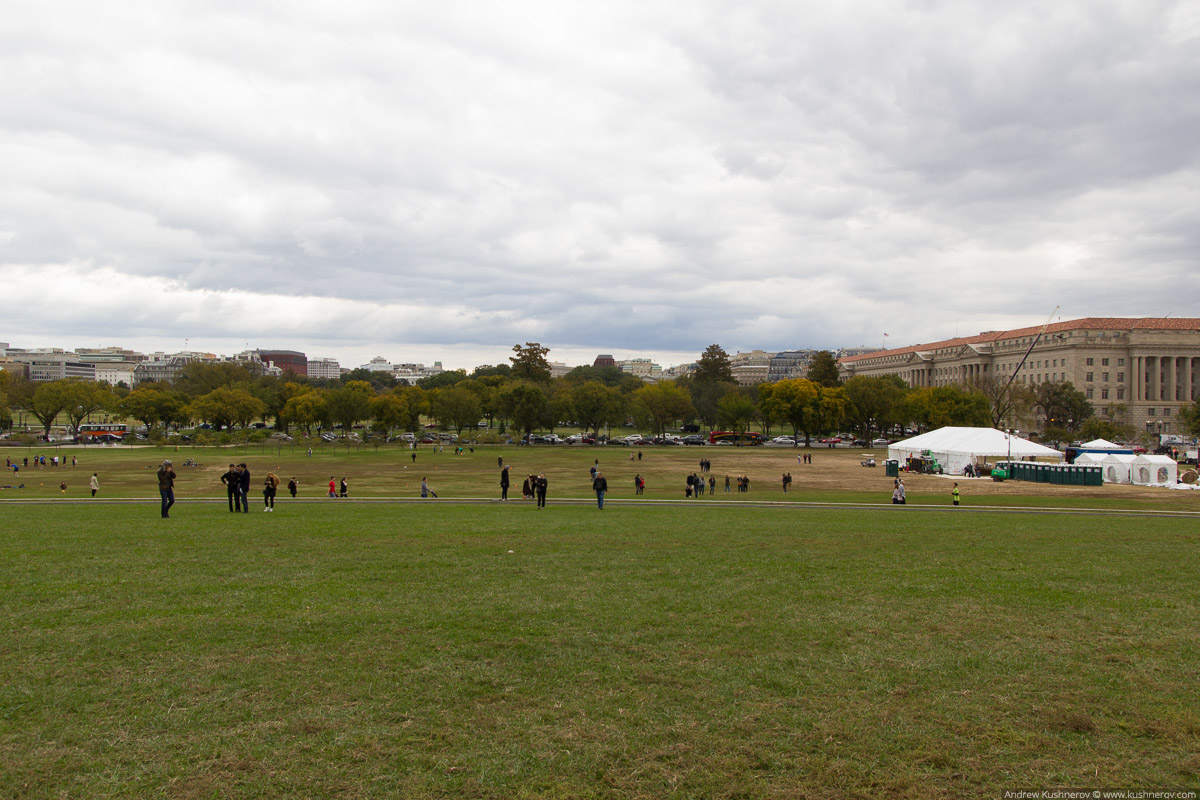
(685, 472, 714, 497)
(220, 463, 292, 512)
(509, 468, 547, 507)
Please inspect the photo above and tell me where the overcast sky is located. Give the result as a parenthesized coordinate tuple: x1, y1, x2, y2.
(2, 0, 1198, 370)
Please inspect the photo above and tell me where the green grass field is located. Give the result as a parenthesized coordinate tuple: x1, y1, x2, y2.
(2, 499, 1198, 798)
(5, 441, 1199, 512)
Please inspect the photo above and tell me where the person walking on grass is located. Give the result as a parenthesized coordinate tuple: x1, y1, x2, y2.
(421, 477, 437, 498)
(500, 466, 510, 501)
(90, 472, 99, 498)
(340, 477, 348, 498)
(708, 475, 715, 495)
(287, 477, 298, 498)
(157, 460, 176, 518)
(592, 470, 608, 510)
(263, 472, 279, 511)
(952, 482, 960, 506)
(328, 476, 337, 498)
(535, 473, 548, 508)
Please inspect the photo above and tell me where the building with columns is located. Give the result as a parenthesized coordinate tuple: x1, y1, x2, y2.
(839, 318, 1200, 434)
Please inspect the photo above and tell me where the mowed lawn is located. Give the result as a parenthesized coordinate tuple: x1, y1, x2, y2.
(2, 502, 1199, 799)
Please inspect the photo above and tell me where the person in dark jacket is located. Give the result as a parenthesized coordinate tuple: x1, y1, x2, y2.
(500, 466, 510, 501)
(157, 460, 176, 518)
(220, 463, 238, 511)
(535, 473, 548, 508)
(287, 477, 298, 498)
(340, 477, 348, 498)
(592, 471, 608, 510)
(237, 463, 251, 513)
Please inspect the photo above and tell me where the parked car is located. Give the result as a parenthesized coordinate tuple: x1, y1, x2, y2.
(682, 435, 706, 445)
(871, 438, 890, 447)
(772, 436, 796, 444)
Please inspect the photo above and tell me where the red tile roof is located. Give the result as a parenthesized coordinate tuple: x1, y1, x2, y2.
(839, 318, 1200, 363)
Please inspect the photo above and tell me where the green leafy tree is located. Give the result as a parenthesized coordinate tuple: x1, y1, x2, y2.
(61, 380, 116, 433)
(435, 386, 484, 435)
(842, 375, 905, 439)
(341, 368, 397, 390)
(903, 385, 991, 431)
(509, 343, 552, 383)
(806, 351, 842, 387)
(189, 387, 267, 431)
(561, 365, 628, 387)
(759, 378, 819, 445)
(174, 361, 258, 398)
(1041, 426, 1070, 447)
(811, 385, 847, 439)
(470, 364, 512, 379)
(693, 345, 734, 384)
(459, 376, 507, 429)
(325, 381, 375, 432)
(632, 381, 694, 436)
(117, 386, 189, 431)
(0, 370, 13, 432)
(569, 381, 627, 439)
(279, 390, 327, 436)
(1176, 401, 1200, 438)
(501, 383, 550, 438)
(716, 391, 756, 437)
(13, 379, 72, 439)
(686, 378, 734, 428)
(547, 385, 574, 433)
(417, 369, 468, 390)
(1033, 381, 1093, 432)
(1078, 416, 1135, 443)
(370, 393, 410, 438)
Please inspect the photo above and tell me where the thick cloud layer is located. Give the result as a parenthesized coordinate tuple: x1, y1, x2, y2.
(2, 0, 1197, 368)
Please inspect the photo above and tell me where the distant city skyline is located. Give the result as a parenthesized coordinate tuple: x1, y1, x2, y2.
(1, 336, 875, 375)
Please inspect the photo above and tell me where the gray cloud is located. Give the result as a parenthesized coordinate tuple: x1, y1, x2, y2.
(1, 0, 1197, 367)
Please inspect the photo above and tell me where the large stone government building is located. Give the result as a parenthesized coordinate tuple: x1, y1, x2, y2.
(839, 318, 1200, 433)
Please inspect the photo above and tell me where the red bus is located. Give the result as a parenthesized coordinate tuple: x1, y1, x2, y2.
(75, 423, 129, 442)
(708, 431, 764, 445)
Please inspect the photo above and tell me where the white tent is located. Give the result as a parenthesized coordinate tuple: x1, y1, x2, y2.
(1131, 454, 1178, 486)
(1077, 438, 1134, 454)
(1073, 451, 1107, 466)
(887, 427, 1063, 476)
(1100, 453, 1137, 484)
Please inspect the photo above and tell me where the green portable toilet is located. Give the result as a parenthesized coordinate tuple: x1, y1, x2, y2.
(1036, 463, 1049, 483)
(1085, 465, 1103, 486)
(1049, 465, 1062, 485)
(1071, 465, 1083, 485)
(885, 460, 899, 477)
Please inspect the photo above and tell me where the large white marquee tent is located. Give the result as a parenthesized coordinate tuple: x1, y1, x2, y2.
(887, 427, 1063, 475)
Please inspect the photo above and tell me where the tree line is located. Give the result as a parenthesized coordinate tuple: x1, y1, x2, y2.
(0, 343, 1174, 445)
